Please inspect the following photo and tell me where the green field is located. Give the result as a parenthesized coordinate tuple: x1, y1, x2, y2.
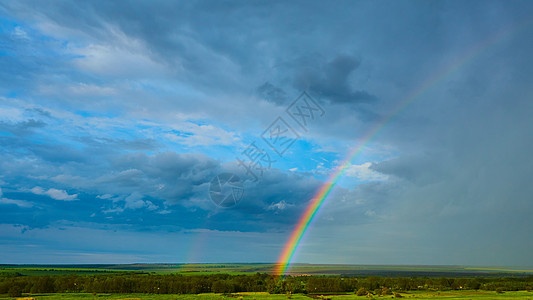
(2, 264, 532, 299)
(2, 264, 532, 277)
(0, 268, 125, 277)
(0, 291, 532, 299)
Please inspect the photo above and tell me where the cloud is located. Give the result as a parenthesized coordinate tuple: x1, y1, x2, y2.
(73, 40, 167, 78)
(0, 222, 286, 264)
(13, 26, 29, 40)
(267, 200, 293, 212)
(0, 197, 33, 208)
(291, 54, 377, 105)
(1, 0, 533, 265)
(39, 82, 117, 97)
(123, 192, 158, 211)
(164, 122, 240, 147)
(0, 119, 46, 136)
(30, 186, 78, 201)
(256, 82, 289, 105)
(0, 187, 33, 208)
(345, 162, 389, 182)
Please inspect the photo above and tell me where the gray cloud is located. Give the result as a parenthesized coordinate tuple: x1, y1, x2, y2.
(0, 119, 46, 136)
(256, 82, 288, 105)
(291, 54, 377, 105)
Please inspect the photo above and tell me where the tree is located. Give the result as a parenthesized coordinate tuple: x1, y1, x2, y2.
(397, 278, 411, 291)
(31, 276, 55, 293)
(212, 280, 234, 293)
(8, 285, 22, 297)
(468, 278, 482, 290)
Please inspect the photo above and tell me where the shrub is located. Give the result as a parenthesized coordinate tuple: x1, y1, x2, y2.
(356, 287, 368, 296)
(382, 287, 392, 295)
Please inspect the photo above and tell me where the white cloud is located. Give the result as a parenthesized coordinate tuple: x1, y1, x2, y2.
(364, 210, 376, 217)
(123, 192, 145, 209)
(0, 187, 33, 208)
(30, 186, 78, 201)
(72, 31, 167, 78)
(0, 197, 33, 208)
(145, 201, 158, 211)
(29, 186, 43, 195)
(111, 192, 160, 211)
(345, 162, 389, 181)
(102, 206, 124, 214)
(165, 121, 240, 147)
(46, 188, 78, 201)
(13, 26, 29, 40)
(267, 200, 293, 212)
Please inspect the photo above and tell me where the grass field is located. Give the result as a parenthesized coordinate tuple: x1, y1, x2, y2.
(2, 264, 533, 277)
(0, 291, 532, 299)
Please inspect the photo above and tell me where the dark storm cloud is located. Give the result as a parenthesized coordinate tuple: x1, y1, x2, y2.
(97, 151, 324, 231)
(1, 0, 264, 91)
(257, 53, 377, 107)
(291, 54, 377, 105)
(2, 1, 378, 108)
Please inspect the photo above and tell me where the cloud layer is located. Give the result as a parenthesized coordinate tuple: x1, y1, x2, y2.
(1, 0, 532, 265)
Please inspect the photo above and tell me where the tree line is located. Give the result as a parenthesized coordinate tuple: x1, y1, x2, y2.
(1, 272, 532, 296)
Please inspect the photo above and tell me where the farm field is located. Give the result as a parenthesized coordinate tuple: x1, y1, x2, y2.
(0, 291, 532, 299)
(2, 264, 533, 277)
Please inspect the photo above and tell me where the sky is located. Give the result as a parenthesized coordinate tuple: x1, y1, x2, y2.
(0, 0, 532, 266)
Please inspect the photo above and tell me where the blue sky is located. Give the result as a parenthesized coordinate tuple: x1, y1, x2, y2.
(1, 0, 532, 266)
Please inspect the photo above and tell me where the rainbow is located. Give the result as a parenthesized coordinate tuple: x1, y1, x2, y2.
(274, 19, 531, 276)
